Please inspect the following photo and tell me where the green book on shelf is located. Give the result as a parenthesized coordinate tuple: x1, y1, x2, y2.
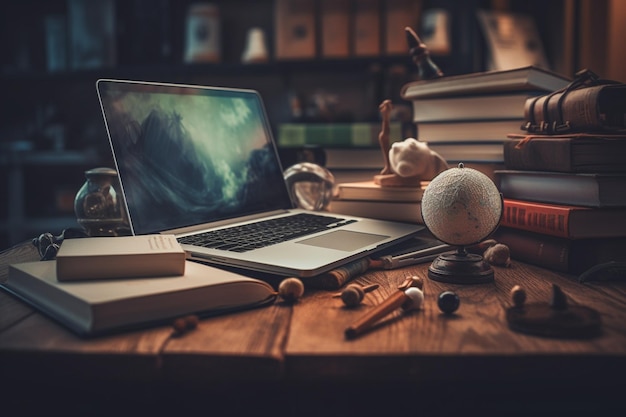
(277, 122, 402, 147)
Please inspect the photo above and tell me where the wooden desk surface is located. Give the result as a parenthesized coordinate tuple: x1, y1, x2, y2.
(1, 240, 625, 416)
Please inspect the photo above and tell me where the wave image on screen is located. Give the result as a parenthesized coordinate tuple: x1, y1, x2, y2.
(101, 87, 290, 235)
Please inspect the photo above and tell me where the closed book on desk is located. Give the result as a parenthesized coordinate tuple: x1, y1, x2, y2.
(522, 84, 626, 134)
(494, 228, 626, 275)
(504, 133, 626, 173)
(401, 66, 570, 100)
(502, 198, 626, 239)
(410, 92, 541, 123)
(495, 170, 626, 207)
(418, 119, 523, 142)
(330, 200, 423, 224)
(335, 180, 428, 202)
(4, 260, 276, 336)
(55, 235, 186, 281)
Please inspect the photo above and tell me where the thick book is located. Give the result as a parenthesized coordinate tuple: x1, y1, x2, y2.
(522, 84, 626, 134)
(410, 92, 543, 123)
(495, 170, 626, 207)
(502, 198, 626, 239)
(335, 180, 428, 202)
(428, 142, 505, 163)
(418, 119, 524, 142)
(3, 260, 276, 336)
(401, 66, 570, 100)
(55, 235, 186, 281)
(504, 133, 626, 173)
(493, 228, 626, 275)
(329, 200, 423, 224)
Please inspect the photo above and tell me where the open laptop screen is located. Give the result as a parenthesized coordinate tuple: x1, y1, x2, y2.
(97, 80, 293, 235)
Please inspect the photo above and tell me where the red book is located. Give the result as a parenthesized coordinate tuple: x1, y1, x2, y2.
(501, 198, 626, 239)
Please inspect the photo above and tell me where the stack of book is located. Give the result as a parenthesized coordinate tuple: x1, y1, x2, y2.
(400, 66, 570, 167)
(329, 180, 428, 224)
(493, 133, 626, 275)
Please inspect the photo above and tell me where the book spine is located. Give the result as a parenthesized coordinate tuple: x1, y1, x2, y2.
(503, 138, 574, 172)
(493, 229, 569, 272)
(501, 199, 572, 238)
(277, 122, 402, 148)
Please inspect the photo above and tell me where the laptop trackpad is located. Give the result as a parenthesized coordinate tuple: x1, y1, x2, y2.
(297, 230, 388, 251)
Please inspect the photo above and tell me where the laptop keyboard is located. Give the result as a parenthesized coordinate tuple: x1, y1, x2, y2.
(178, 213, 357, 253)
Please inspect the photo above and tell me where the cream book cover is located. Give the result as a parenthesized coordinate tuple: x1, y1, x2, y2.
(5, 260, 276, 336)
(55, 235, 186, 281)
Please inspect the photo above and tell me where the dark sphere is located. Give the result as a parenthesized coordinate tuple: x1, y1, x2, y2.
(438, 291, 460, 314)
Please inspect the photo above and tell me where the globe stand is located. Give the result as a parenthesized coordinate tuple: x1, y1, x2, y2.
(428, 246, 494, 284)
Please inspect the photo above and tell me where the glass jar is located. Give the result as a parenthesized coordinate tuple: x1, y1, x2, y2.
(74, 167, 130, 236)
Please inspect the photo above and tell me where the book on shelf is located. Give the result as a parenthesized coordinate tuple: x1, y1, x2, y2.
(418, 119, 524, 142)
(352, 0, 380, 57)
(493, 228, 626, 275)
(494, 170, 626, 207)
(55, 235, 186, 281)
(501, 198, 626, 239)
(522, 83, 626, 134)
(277, 122, 402, 148)
(504, 133, 626, 173)
(320, 0, 350, 58)
(274, 0, 316, 59)
(400, 66, 570, 100)
(427, 142, 505, 163)
(2, 260, 276, 336)
(410, 92, 543, 123)
(329, 200, 423, 224)
(335, 180, 428, 202)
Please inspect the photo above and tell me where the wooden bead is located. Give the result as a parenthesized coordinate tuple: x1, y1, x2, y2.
(278, 277, 305, 302)
(510, 285, 526, 308)
(341, 284, 365, 307)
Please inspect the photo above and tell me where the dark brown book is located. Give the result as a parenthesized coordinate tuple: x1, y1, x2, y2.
(493, 228, 626, 275)
(504, 133, 626, 172)
(494, 170, 626, 207)
(522, 84, 626, 134)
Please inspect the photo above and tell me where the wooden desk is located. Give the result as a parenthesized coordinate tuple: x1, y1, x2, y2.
(1, 240, 625, 417)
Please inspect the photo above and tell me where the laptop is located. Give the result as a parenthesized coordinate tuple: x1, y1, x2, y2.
(96, 79, 423, 277)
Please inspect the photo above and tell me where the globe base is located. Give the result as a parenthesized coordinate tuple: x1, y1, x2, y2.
(428, 248, 494, 284)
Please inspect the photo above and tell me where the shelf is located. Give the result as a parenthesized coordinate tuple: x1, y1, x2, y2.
(0, 55, 433, 84)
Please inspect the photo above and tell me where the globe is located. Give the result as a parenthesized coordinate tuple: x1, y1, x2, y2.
(421, 163, 502, 246)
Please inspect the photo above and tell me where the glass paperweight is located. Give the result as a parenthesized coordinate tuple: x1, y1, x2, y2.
(283, 162, 335, 211)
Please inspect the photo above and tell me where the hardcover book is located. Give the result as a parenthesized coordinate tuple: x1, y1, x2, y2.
(4, 260, 276, 336)
(504, 133, 626, 173)
(55, 235, 186, 281)
(522, 84, 626, 134)
(494, 228, 626, 275)
(417, 119, 524, 142)
(401, 66, 570, 100)
(320, 0, 350, 58)
(495, 170, 626, 207)
(353, 0, 380, 57)
(330, 200, 424, 224)
(335, 180, 428, 202)
(410, 92, 542, 123)
(501, 198, 626, 239)
(274, 0, 316, 59)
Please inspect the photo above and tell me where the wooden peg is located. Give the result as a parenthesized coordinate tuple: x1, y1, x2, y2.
(344, 287, 423, 339)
